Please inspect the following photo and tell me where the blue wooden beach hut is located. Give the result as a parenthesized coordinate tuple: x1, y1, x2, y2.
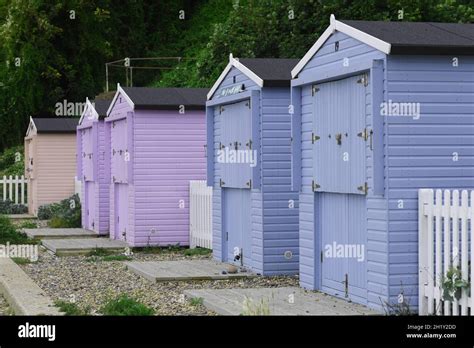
(207, 56, 300, 275)
(291, 15, 474, 310)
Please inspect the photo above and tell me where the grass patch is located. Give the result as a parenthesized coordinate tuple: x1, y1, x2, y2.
(86, 248, 114, 257)
(102, 255, 132, 262)
(189, 297, 204, 306)
(184, 247, 212, 257)
(100, 294, 154, 316)
(55, 300, 90, 316)
(17, 221, 37, 229)
(11, 257, 34, 265)
(0, 215, 37, 245)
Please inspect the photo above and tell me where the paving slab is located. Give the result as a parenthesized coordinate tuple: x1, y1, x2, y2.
(0, 257, 62, 315)
(23, 228, 97, 240)
(184, 287, 378, 316)
(126, 260, 256, 282)
(42, 238, 127, 256)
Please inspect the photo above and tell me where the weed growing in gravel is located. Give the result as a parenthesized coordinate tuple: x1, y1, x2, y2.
(11, 257, 34, 265)
(102, 255, 132, 262)
(100, 294, 155, 316)
(87, 248, 114, 257)
(241, 296, 271, 315)
(184, 248, 211, 257)
(189, 297, 204, 306)
(55, 300, 90, 316)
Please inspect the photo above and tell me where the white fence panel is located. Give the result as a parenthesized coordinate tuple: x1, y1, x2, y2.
(419, 189, 473, 316)
(0, 175, 28, 206)
(74, 176, 82, 203)
(189, 180, 212, 249)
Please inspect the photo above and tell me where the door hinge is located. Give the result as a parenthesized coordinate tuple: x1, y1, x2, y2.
(312, 132, 320, 144)
(320, 251, 323, 263)
(226, 232, 229, 241)
(219, 178, 225, 187)
(357, 73, 368, 87)
(312, 180, 320, 192)
(220, 106, 225, 114)
(246, 100, 251, 109)
(357, 128, 369, 141)
(246, 139, 252, 149)
(246, 179, 252, 188)
(357, 182, 368, 195)
(311, 85, 320, 96)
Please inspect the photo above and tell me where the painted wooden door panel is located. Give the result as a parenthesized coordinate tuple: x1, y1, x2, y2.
(313, 74, 367, 194)
(114, 183, 128, 240)
(82, 127, 94, 181)
(223, 188, 252, 267)
(220, 100, 252, 188)
(111, 119, 128, 183)
(85, 181, 95, 230)
(319, 192, 367, 304)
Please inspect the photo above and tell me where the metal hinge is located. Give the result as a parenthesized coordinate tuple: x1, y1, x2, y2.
(312, 132, 320, 144)
(246, 139, 252, 149)
(344, 273, 349, 298)
(246, 179, 252, 188)
(357, 128, 369, 141)
(311, 85, 320, 96)
(219, 178, 225, 187)
(220, 106, 224, 114)
(357, 73, 368, 87)
(246, 100, 251, 109)
(312, 180, 320, 192)
(226, 232, 229, 241)
(357, 182, 368, 195)
(320, 251, 323, 263)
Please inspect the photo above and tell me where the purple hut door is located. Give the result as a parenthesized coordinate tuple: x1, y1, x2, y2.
(82, 127, 95, 231)
(114, 183, 128, 241)
(85, 182, 95, 230)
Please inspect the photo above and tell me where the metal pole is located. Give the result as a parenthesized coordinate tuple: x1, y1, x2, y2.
(105, 63, 109, 92)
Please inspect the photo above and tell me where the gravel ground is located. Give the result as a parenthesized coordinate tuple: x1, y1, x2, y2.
(20, 247, 299, 316)
(0, 295, 12, 316)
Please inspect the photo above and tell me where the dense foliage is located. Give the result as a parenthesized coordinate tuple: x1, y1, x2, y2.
(0, 0, 471, 150)
(0, 214, 32, 244)
(0, 145, 24, 176)
(37, 193, 81, 227)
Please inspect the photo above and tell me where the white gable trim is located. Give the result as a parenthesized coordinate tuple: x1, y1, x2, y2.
(79, 98, 99, 125)
(26, 116, 36, 137)
(207, 53, 264, 100)
(106, 83, 135, 116)
(291, 14, 391, 78)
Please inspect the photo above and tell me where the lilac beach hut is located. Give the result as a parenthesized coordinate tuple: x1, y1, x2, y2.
(106, 85, 208, 247)
(77, 97, 113, 235)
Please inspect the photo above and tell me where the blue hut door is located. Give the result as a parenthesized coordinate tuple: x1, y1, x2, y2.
(313, 73, 368, 305)
(222, 188, 252, 267)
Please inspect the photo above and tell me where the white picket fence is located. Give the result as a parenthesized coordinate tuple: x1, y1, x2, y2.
(0, 175, 28, 206)
(189, 180, 213, 249)
(419, 189, 473, 316)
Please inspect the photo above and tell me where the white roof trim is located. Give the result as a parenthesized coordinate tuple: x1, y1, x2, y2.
(78, 98, 99, 125)
(106, 83, 135, 116)
(26, 116, 36, 137)
(207, 53, 264, 100)
(291, 14, 391, 78)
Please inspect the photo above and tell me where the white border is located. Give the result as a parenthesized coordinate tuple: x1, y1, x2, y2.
(207, 53, 264, 100)
(25, 116, 36, 137)
(291, 14, 391, 78)
(106, 83, 136, 116)
(78, 98, 100, 125)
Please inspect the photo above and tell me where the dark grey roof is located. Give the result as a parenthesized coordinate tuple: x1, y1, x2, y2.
(121, 87, 209, 110)
(33, 118, 79, 133)
(340, 20, 474, 54)
(92, 98, 113, 118)
(238, 58, 299, 86)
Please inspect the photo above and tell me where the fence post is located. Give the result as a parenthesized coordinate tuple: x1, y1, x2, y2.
(21, 175, 25, 205)
(419, 189, 432, 315)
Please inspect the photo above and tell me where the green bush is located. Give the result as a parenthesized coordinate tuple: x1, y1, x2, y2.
(0, 199, 28, 215)
(37, 194, 81, 227)
(100, 294, 154, 316)
(0, 146, 24, 177)
(0, 215, 33, 244)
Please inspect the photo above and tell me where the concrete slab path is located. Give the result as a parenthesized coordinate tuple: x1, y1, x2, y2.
(42, 238, 127, 256)
(24, 228, 96, 240)
(184, 287, 378, 315)
(126, 260, 256, 282)
(0, 257, 62, 315)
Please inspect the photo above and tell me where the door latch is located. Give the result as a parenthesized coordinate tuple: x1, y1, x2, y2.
(357, 182, 368, 195)
(343, 273, 349, 298)
(335, 133, 342, 145)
